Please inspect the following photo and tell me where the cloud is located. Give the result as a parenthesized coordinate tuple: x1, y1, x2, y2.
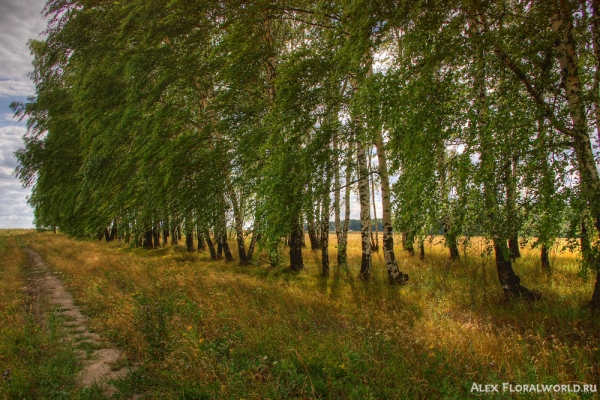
(0, 122, 33, 228)
(0, 0, 47, 96)
(0, 78, 36, 97)
(0, 0, 44, 228)
(0, 179, 33, 228)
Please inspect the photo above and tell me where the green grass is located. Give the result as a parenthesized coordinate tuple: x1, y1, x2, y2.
(4, 230, 600, 399)
(0, 232, 111, 399)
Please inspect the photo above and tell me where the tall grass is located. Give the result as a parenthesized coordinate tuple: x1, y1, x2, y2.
(15, 231, 600, 399)
(0, 232, 84, 399)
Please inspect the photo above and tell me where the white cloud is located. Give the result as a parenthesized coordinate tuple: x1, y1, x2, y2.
(0, 0, 47, 85)
(0, 78, 35, 97)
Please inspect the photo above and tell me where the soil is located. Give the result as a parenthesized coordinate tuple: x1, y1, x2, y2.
(24, 248, 130, 395)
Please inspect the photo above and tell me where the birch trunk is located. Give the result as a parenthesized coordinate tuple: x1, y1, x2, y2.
(204, 228, 217, 260)
(337, 140, 352, 267)
(369, 150, 379, 252)
(333, 131, 343, 265)
(197, 227, 205, 252)
(552, 7, 600, 309)
(356, 138, 372, 280)
(322, 153, 331, 277)
(375, 127, 408, 284)
(506, 158, 521, 260)
(162, 218, 169, 247)
(289, 219, 304, 271)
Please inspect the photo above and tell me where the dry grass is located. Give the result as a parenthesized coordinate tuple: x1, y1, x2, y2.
(11, 230, 600, 399)
(0, 231, 82, 399)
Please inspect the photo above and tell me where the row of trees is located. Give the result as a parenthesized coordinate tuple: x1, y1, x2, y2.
(12, 0, 600, 309)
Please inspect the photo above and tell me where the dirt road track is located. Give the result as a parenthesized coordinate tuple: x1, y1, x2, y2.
(25, 248, 131, 395)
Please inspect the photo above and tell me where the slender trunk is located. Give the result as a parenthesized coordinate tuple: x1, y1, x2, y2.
(541, 243, 551, 273)
(221, 234, 233, 261)
(334, 132, 343, 266)
(247, 232, 259, 261)
(308, 216, 319, 250)
(184, 217, 194, 252)
(232, 197, 248, 264)
(375, 127, 408, 284)
(204, 229, 217, 260)
(109, 219, 117, 241)
(153, 225, 160, 248)
(369, 150, 379, 252)
(218, 213, 233, 261)
(338, 142, 352, 267)
(104, 227, 110, 242)
(581, 219, 594, 267)
(402, 232, 415, 256)
(197, 228, 205, 252)
(143, 228, 153, 249)
(506, 158, 521, 260)
(322, 157, 331, 277)
(186, 233, 194, 252)
(321, 208, 330, 276)
(289, 220, 304, 271)
(315, 198, 322, 245)
(221, 188, 247, 263)
(420, 239, 425, 261)
(162, 222, 169, 247)
(246, 210, 260, 262)
(356, 138, 372, 280)
(438, 152, 460, 260)
(171, 225, 179, 245)
(444, 218, 460, 260)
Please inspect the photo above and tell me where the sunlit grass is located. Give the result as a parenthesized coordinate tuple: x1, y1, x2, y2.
(0, 232, 81, 398)
(13, 230, 600, 399)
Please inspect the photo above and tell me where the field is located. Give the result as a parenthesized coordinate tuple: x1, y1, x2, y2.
(0, 230, 598, 399)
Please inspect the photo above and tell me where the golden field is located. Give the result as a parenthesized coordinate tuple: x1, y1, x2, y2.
(1, 230, 598, 399)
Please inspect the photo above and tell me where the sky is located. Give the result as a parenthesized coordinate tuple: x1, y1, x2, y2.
(0, 0, 47, 228)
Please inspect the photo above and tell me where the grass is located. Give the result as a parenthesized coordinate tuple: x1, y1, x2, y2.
(0, 232, 83, 399)
(3, 230, 599, 399)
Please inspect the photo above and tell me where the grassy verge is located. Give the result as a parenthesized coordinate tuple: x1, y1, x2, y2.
(11, 231, 600, 399)
(0, 231, 102, 399)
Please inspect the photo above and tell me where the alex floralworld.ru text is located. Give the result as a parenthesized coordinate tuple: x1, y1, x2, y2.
(471, 383, 597, 394)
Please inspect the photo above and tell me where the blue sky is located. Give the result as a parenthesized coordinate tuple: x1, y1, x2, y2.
(0, 0, 46, 228)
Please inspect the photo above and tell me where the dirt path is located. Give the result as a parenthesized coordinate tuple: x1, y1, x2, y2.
(25, 248, 130, 395)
